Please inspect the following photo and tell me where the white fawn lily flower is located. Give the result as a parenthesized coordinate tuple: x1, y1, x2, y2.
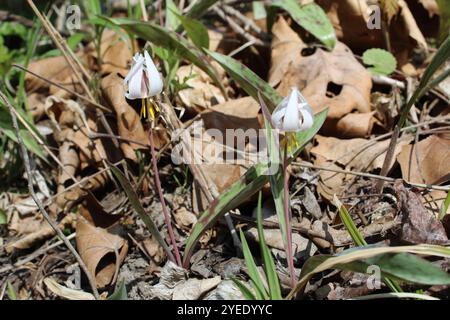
(123, 50, 163, 119)
(271, 88, 314, 153)
(271, 87, 313, 132)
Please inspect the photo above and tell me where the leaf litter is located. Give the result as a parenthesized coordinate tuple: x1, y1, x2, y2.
(0, 0, 449, 301)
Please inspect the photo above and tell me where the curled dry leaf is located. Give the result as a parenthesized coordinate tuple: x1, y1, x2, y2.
(76, 217, 128, 288)
(394, 181, 448, 244)
(269, 17, 372, 123)
(101, 73, 148, 161)
(44, 96, 108, 210)
(397, 134, 450, 185)
(44, 277, 95, 300)
(176, 63, 227, 114)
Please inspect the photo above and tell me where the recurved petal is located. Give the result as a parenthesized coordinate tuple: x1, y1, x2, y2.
(299, 108, 314, 130)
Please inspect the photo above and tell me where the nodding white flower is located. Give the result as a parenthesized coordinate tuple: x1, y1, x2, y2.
(271, 88, 313, 132)
(123, 50, 163, 100)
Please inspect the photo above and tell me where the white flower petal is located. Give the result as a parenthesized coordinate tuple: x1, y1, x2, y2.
(299, 108, 314, 130)
(144, 50, 163, 96)
(281, 89, 301, 131)
(125, 67, 144, 99)
(124, 54, 144, 85)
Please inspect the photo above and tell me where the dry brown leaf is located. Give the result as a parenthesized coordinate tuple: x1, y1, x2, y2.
(311, 135, 412, 172)
(176, 64, 227, 114)
(394, 181, 448, 244)
(98, 30, 133, 76)
(25, 54, 89, 95)
(43, 96, 108, 210)
(380, 0, 400, 23)
(6, 213, 74, 252)
(101, 73, 148, 161)
(173, 207, 197, 232)
(315, 0, 427, 68)
(335, 112, 377, 138)
(201, 96, 261, 133)
(422, 190, 450, 217)
(269, 17, 372, 122)
(26, 93, 46, 120)
(311, 135, 412, 199)
(76, 217, 128, 288)
(143, 236, 165, 264)
(397, 134, 450, 185)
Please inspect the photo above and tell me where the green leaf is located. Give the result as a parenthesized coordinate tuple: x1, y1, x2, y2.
(0, 105, 47, 163)
(183, 110, 327, 267)
(350, 292, 438, 300)
(256, 192, 282, 300)
(109, 165, 176, 263)
(185, 0, 219, 19)
(239, 229, 268, 299)
(252, 1, 267, 20)
(363, 48, 397, 76)
(166, 0, 181, 30)
(0, 208, 6, 225)
(105, 17, 226, 96)
(334, 195, 402, 292)
(231, 278, 256, 300)
(108, 281, 128, 300)
(205, 49, 282, 110)
(176, 13, 210, 49)
(334, 196, 367, 246)
(7, 282, 17, 300)
(289, 244, 450, 299)
(436, 0, 450, 43)
(271, 1, 336, 50)
(260, 100, 288, 269)
(439, 189, 450, 220)
(398, 35, 450, 127)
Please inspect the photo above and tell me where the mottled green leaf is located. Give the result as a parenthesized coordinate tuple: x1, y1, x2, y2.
(363, 48, 397, 76)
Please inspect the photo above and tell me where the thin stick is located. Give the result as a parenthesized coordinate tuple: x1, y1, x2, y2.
(149, 125, 182, 266)
(0, 90, 99, 299)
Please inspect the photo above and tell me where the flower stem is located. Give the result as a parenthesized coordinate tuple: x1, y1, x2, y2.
(149, 125, 182, 267)
(283, 143, 296, 288)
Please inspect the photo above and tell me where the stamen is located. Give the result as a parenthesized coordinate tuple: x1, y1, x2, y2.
(140, 98, 147, 119)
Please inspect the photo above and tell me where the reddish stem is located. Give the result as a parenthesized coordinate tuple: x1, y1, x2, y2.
(150, 126, 182, 267)
(283, 143, 296, 288)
